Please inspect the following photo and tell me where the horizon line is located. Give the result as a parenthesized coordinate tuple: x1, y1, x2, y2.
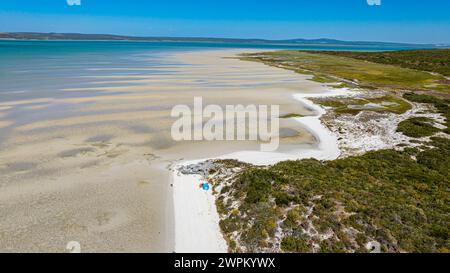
(1, 31, 448, 47)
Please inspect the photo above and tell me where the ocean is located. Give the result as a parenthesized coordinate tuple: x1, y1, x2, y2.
(0, 40, 415, 102)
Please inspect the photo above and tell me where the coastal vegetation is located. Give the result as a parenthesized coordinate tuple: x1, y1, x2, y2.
(307, 49, 450, 77)
(403, 92, 450, 134)
(214, 137, 449, 253)
(213, 49, 450, 253)
(240, 50, 450, 93)
(397, 117, 441, 138)
(312, 95, 412, 115)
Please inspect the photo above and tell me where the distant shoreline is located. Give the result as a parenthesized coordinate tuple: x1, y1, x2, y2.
(0, 32, 443, 49)
(0, 39, 429, 49)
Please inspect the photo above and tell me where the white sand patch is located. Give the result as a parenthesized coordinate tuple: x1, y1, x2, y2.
(329, 101, 448, 156)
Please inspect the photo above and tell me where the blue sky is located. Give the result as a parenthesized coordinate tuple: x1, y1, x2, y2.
(1, 0, 449, 44)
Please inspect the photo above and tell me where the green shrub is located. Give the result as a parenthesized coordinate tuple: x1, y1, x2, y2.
(403, 93, 449, 135)
(281, 236, 309, 252)
(238, 169, 284, 204)
(397, 117, 441, 138)
(222, 138, 450, 253)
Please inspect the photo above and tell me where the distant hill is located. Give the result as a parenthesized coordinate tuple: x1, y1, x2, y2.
(0, 32, 444, 49)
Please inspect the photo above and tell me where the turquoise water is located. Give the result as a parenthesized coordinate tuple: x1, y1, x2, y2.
(0, 40, 415, 57)
(0, 40, 418, 102)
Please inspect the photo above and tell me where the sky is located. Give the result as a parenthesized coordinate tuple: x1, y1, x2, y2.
(0, 0, 449, 44)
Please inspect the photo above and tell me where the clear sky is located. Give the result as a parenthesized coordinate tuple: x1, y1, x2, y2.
(1, 0, 449, 44)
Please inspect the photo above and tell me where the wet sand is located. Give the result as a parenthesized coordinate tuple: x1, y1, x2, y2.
(0, 49, 332, 252)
